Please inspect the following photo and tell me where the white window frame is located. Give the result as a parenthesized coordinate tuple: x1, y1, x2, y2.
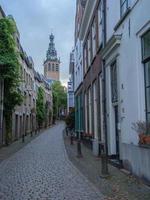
(84, 45, 88, 73)
(88, 33, 91, 67)
(88, 87, 92, 134)
(84, 92, 88, 133)
(93, 81, 98, 139)
(92, 18, 96, 58)
(98, 1, 103, 48)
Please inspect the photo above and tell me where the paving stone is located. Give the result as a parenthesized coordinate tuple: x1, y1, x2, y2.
(64, 132, 150, 200)
(0, 122, 104, 200)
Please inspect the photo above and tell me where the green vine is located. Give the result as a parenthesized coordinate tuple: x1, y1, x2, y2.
(52, 81, 67, 118)
(0, 17, 23, 144)
(36, 87, 45, 128)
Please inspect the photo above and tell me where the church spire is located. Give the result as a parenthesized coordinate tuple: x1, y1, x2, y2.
(46, 33, 58, 61)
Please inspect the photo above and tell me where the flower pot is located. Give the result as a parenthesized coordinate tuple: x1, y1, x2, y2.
(139, 134, 150, 145)
(144, 135, 150, 144)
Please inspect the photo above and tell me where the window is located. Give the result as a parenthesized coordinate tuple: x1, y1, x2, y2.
(93, 81, 98, 139)
(56, 64, 59, 71)
(88, 87, 92, 134)
(84, 92, 88, 133)
(48, 63, 51, 71)
(98, 1, 103, 48)
(120, 0, 128, 17)
(111, 61, 118, 103)
(83, 44, 88, 74)
(87, 33, 91, 67)
(92, 18, 96, 58)
(142, 31, 150, 61)
(142, 30, 150, 123)
(52, 63, 55, 71)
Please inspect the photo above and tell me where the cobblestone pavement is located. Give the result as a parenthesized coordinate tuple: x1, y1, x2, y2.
(0, 122, 104, 200)
(0, 129, 43, 163)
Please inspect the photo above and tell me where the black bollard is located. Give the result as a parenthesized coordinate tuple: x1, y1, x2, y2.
(66, 127, 68, 136)
(70, 135, 73, 145)
(30, 131, 33, 137)
(77, 139, 82, 157)
(22, 134, 25, 143)
(100, 153, 109, 178)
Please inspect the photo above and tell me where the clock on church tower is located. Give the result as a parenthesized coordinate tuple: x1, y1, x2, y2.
(44, 33, 60, 83)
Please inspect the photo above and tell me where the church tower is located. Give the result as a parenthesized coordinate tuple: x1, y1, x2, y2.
(44, 33, 60, 82)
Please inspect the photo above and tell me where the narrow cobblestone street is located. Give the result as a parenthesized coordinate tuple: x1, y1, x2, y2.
(0, 122, 104, 200)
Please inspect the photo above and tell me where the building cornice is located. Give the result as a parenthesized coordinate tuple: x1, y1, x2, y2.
(101, 35, 122, 60)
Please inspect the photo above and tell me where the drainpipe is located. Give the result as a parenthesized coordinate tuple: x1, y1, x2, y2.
(77, 94, 82, 157)
(103, 0, 108, 156)
(100, 0, 109, 177)
(102, 60, 108, 155)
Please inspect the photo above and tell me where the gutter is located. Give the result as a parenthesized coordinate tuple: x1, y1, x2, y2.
(102, 0, 108, 155)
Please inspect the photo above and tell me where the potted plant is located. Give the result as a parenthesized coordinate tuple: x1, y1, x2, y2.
(132, 121, 150, 145)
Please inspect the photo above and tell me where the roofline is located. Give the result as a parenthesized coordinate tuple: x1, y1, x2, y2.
(0, 6, 6, 17)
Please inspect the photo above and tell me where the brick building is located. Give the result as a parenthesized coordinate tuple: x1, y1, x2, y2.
(44, 33, 60, 84)
(74, 0, 87, 139)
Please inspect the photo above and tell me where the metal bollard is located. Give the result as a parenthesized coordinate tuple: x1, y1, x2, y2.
(101, 153, 109, 177)
(77, 139, 82, 157)
(30, 131, 33, 137)
(70, 135, 74, 145)
(66, 127, 68, 136)
(22, 134, 25, 143)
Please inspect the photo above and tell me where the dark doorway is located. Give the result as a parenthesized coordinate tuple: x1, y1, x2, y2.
(15, 115, 18, 140)
(20, 116, 22, 138)
(114, 105, 119, 159)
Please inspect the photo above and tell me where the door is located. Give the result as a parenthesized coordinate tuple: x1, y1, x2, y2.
(20, 116, 22, 138)
(114, 105, 119, 158)
(15, 115, 18, 140)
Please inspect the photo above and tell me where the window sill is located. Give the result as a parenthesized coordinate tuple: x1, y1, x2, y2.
(114, 8, 131, 31)
(139, 144, 150, 149)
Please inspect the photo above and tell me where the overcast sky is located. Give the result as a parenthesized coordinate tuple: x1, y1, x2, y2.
(0, 0, 75, 86)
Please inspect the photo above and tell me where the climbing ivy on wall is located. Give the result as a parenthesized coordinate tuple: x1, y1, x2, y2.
(36, 87, 45, 127)
(0, 17, 23, 144)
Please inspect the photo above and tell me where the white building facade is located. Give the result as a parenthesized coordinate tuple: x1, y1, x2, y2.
(102, 0, 150, 182)
(74, 39, 83, 92)
(67, 50, 75, 113)
(74, 0, 86, 136)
